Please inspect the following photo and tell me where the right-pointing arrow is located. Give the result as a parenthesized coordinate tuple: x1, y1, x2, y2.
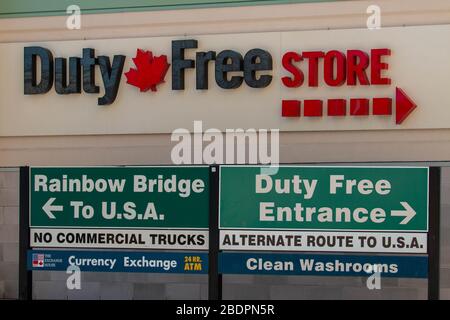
(396, 87, 417, 125)
(391, 201, 416, 225)
(42, 197, 63, 219)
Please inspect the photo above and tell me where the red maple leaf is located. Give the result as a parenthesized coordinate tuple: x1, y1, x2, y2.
(125, 49, 170, 92)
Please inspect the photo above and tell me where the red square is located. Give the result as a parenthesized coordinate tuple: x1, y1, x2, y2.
(282, 100, 301, 117)
(350, 99, 369, 116)
(304, 100, 323, 117)
(327, 99, 346, 116)
(373, 98, 392, 115)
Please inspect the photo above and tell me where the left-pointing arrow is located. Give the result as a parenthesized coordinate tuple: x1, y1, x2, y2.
(42, 197, 63, 219)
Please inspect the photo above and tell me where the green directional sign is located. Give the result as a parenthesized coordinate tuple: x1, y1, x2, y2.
(30, 166, 209, 229)
(219, 166, 429, 232)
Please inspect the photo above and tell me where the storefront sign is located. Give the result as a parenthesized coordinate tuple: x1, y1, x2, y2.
(2, 25, 449, 136)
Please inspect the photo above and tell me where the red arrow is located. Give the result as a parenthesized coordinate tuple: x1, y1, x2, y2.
(282, 87, 418, 124)
(396, 87, 417, 124)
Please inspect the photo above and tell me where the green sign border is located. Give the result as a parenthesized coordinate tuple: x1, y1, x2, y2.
(218, 165, 430, 232)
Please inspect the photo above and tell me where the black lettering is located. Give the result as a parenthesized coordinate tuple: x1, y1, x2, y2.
(243, 49, 272, 88)
(196, 51, 216, 89)
(24, 46, 53, 94)
(98, 55, 126, 105)
(172, 39, 197, 90)
(215, 50, 243, 89)
(81, 48, 99, 94)
(197, 234, 205, 246)
(55, 57, 81, 94)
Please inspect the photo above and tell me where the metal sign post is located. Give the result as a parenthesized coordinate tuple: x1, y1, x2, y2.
(428, 167, 441, 300)
(208, 165, 221, 300)
(18, 166, 32, 300)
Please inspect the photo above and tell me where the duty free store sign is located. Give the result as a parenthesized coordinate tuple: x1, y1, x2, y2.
(219, 166, 429, 253)
(1, 25, 450, 136)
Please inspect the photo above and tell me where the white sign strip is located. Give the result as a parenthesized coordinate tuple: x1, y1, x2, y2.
(220, 230, 427, 253)
(31, 228, 208, 250)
